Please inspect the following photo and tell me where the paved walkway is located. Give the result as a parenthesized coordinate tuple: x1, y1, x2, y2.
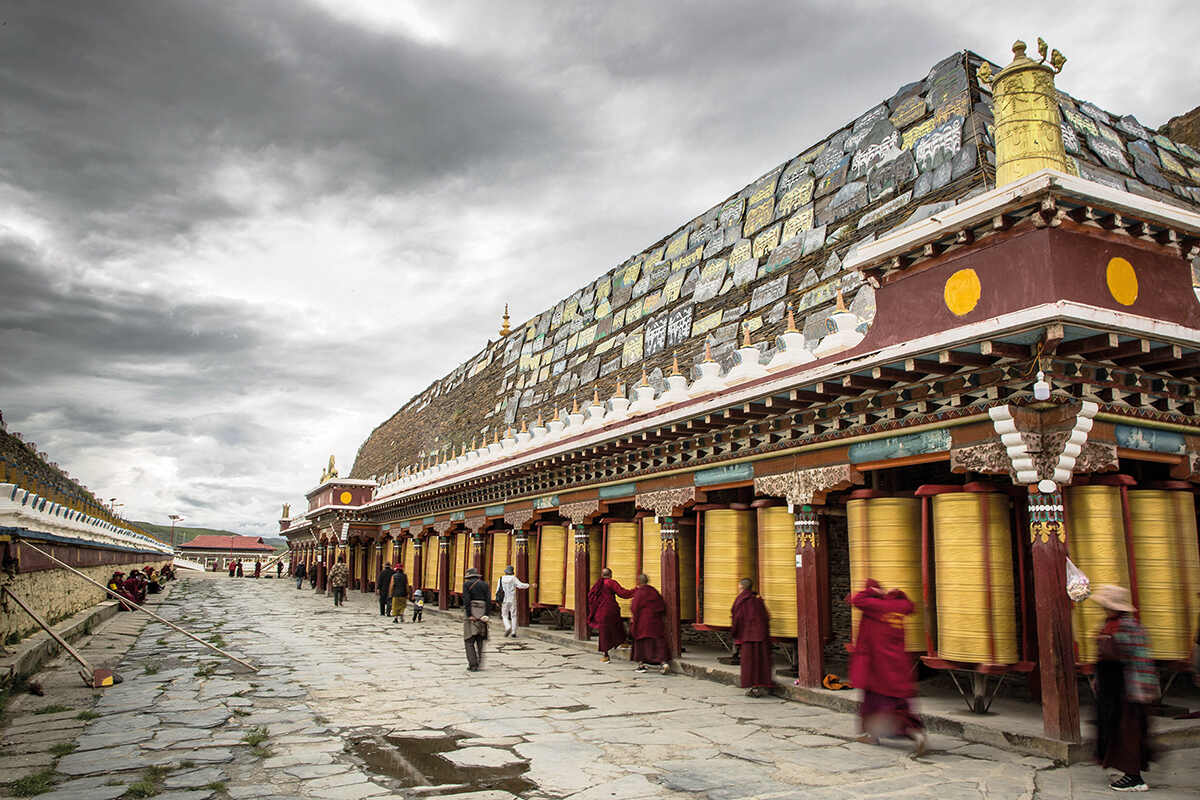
(2, 573, 1197, 800)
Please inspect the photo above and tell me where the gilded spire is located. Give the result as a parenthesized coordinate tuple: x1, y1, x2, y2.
(835, 289, 848, 313)
(551, 407, 561, 422)
(535, 412, 543, 427)
(982, 37, 1069, 186)
(785, 304, 799, 334)
(670, 351, 682, 376)
(520, 417, 528, 433)
(572, 395, 580, 414)
(639, 368, 650, 387)
(741, 321, 753, 348)
(704, 339, 715, 362)
(499, 303, 511, 337)
(493, 429, 500, 445)
(592, 387, 601, 405)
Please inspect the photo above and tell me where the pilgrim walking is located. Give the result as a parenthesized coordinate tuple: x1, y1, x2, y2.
(463, 568, 491, 671)
(848, 578, 927, 754)
(329, 554, 349, 607)
(377, 561, 394, 616)
(497, 565, 530, 637)
(294, 561, 306, 589)
(630, 574, 670, 674)
(730, 578, 773, 697)
(587, 568, 634, 662)
(390, 563, 409, 623)
(1092, 584, 1157, 792)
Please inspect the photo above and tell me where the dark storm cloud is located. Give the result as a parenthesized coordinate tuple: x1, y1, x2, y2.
(0, 0, 566, 254)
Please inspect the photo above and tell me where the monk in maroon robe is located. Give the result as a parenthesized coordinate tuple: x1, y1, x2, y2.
(730, 578, 772, 697)
(849, 578, 926, 754)
(586, 568, 633, 662)
(630, 574, 670, 674)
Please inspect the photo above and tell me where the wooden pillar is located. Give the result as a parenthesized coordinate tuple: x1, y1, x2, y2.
(794, 506, 824, 686)
(515, 530, 531, 627)
(317, 544, 328, 592)
(360, 542, 371, 593)
(438, 536, 451, 610)
(412, 539, 424, 591)
(471, 533, 485, 574)
(573, 524, 590, 640)
(1028, 490, 1081, 743)
(660, 516, 681, 658)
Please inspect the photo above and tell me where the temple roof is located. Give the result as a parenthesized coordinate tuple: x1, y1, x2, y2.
(350, 49, 1200, 482)
(181, 534, 274, 551)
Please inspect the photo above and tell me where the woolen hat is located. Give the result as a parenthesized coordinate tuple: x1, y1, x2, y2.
(466, 568, 480, 577)
(1091, 584, 1136, 613)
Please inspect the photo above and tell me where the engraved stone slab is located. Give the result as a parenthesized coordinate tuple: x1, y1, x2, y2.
(815, 155, 850, 198)
(752, 224, 781, 259)
(666, 304, 693, 348)
(1087, 135, 1133, 176)
(889, 94, 926, 128)
(665, 230, 689, 260)
(782, 205, 815, 241)
(749, 274, 788, 312)
(692, 309, 723, 337)
(743, 197, 774, 236)
(914, 116, 963, 172)
(776, 177, 815, 218)
(748, 173, 779, 207)
(851, 129, 903, 178)
(857, 190, 913, 229)
(732, 258, 759, 288)
(621, 328, 644, 367)
(718, 198, 745, 229)
(645, 311, 668, 357)
(693, 259, 727, 303)
(868, 149, 916, 201)
(1063, 107, 1099, 138)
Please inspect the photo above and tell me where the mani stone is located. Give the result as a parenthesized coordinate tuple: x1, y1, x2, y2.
(1132, 156, 1172, 190)
(1086, 134, 1133, 176)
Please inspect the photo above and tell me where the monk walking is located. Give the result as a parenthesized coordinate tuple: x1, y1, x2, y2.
(587, 568, 634, 662)
(730, 578, 772, 697)
(630, 574, 670, 674)
(849, 578, 926, 754)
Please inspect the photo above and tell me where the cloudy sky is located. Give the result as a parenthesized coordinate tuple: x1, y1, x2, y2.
(2, 1, 1197, 536)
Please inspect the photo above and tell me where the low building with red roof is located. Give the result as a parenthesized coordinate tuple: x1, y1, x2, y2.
(180, 535, 275, 571)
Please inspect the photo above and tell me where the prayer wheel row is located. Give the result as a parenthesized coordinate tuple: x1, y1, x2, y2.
(599, 518, 698, 620)
(1067, 483, 1200, 662)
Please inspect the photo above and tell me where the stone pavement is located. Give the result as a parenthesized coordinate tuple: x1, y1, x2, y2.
(1, 573, 1197, 800)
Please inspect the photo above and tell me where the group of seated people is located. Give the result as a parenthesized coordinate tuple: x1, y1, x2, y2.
(106, 564, 175, 609)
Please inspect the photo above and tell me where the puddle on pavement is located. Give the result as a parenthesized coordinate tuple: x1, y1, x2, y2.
(352, 730, 535, 795)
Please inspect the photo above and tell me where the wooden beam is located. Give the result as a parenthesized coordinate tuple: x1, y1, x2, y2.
(1112, 344, 1181, 368)
(904, 358, 958, 376)
(980, 340, 1031, 360)
(1097, 338, 1150, 362)
(938, 349, 996, 368)
(872, 365, 923, 383)
(842, 374, 893, 391)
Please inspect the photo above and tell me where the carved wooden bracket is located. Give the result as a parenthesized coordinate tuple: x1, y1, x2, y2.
(635, 486, 697, 518)
(466, 514, 487, 532)
(432, 519, 455, 535)
(950, 441, 1015, 478)
(560, 500, 601, 526)
(502, 509, 533, 530)
(753, 464, 863, 506)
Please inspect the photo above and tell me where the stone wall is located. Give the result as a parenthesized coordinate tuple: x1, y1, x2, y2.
(0, 560, 171, 643)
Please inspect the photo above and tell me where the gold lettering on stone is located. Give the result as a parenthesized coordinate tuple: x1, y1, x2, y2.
(749, 174, 779, 208)
(578, 325, 597, 349)
(901, 117, 937, 151)
(663, 272, 685, 304)
(889, 95, 925, 128)
(665, 231, 689, 260)
(621, 329, 644, 367)
(692, 309, 724, 337)
(1160, 150, 1188, 177)
(782, 206, 815, 242)
(931, 92, 970, 127)
(776, 178, 815, 218)
(752, 224, 781, 259)
(675, 245, 702, 272)
(743, 197, 774, 237)
(730, 239, 752, 266)
(563, 297, 578, 323)
(799, 142, 825, 163)
(622, 261, 642, 288)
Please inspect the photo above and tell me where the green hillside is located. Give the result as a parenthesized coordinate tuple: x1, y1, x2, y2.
(133, 521, 286, 550)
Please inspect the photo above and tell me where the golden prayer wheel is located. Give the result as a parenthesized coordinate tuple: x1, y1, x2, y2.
(641, 517, 697, 620)
(605, 521, 639, 617)
(1065, 485, 1130, 663)
(452, 531, 467, 592)
(402, 537, 415, 576)
(932, 491, 1018, 665)
(847, 495, 925, 652)
(525, 531, 539, 600)
(489, 532, 510, 591)
(536, 524, 567, 607)
(563, 526, 602, 611)
(701, 509, 755, 628)
(423, 536, 437, 591)
(757, 506, 798, 638)
(1129, 488, 1200, 661)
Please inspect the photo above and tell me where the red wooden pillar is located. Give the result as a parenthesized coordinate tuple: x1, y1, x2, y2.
(1028, 490, 1081, 743)
(573, 524, 590, 640)
(360, 543, 371, 593)
(794, 506, 824, 686)
(317, 544, 328, 592)
(471, 532, 485, 574)
(412, 539, 424, 591)
(515, 530, 531, 627)
(438, 536, 451, 610)
(659, 516, 681, 658)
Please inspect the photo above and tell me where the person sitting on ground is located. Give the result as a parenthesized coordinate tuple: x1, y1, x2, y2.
(123, 570, 148, 606)
(376, 561, 394, 617)
(630, 574, 671, 674)
(143, 566, 162, 594)
(731, 578, 772, 697)
(587, 568, 634, 663)
(410, 588, 424, 622)
(108, 571, 135, 610)
(329, 554, 349, 607)
(390, 563, 409, 624)
(160, 564, 175, 581)
(848, 578, 927, 755)
(498, 565, 531, 638)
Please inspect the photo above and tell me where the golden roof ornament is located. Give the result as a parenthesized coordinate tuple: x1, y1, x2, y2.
(980, 38, 1069, 186)
(520, 417, 528, 433)
(835, 289, 849, 313)
(741, 321, 753, 348)
(639, 368, 651, 387)
(786, 304, 799, 334)
(703, 340, 715, 362)
(535, 412, 543, 427)
(493, 429, 500, 445)
(551, 407, 561, 422)
(670, 351, 682, 376)
(499, 304, 511, 337)
(592, 388, 601, 405)
(614, 381, 626, 398)
(571, 395, 580, 414)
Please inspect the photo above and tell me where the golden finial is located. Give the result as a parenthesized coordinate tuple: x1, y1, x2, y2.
(1036, 37, 1048, 63)
(551, 407, 561, 422)
(639, 368, 650, 387)
(520, 417, 528, 433)
(614, 381, 626, 398)
(504, 427, 514, 439)
(977, 62, 993, 86)
(704, 339, 715, 362)
(499, 303, 511, 337)
(992, 36, 1068, 185)
(835, 289, 848, 313)
(535, 412, 543, 427)
(493, 429, 500, 445)
(572, 395, 580, 414)
(1049, 48, 1066, 74)
(670, 351, 682, 376)
(470, 437, 477, 450)
(786, 303, 799, 333)
(741, 321, 753, 348)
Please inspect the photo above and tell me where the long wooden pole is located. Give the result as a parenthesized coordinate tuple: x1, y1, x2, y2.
(18, 540, 259, 672)
(2, 586, 97, 677)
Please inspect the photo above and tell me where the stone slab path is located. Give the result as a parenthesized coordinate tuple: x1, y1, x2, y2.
(2, 573, 1197, 799)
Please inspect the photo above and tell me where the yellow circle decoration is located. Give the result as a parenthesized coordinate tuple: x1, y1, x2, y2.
(943, 268, 981, 316)
(339, 490, 353, 504)
(1106, 257, 1138, 306)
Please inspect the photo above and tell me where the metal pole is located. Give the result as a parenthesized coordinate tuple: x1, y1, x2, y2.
(18, 540, 258, 672)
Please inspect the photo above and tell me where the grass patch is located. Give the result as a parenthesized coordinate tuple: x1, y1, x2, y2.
(241, 726, 269, 747)
(250, 744, 271, 758)
(76, 709, 100, 720)
(121, 765, 170, 798)
(155, 637, 167, 646)
(48, 742, 77, 757)
(193, 663, 217, 678)
(207, 634, 227, 649)
(4, 769, 58, 796)
(178, 760, 195, 769)
(33, 704, 72, 715)
(204, 782, 227, 792)
(143, 662, 160, 676)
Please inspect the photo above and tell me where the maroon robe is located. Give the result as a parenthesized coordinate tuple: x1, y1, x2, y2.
(586, 578, 634, 653)
(730, 589, 772, 689)
(849, 580, 922, 737)
(630, 584, 669, 665)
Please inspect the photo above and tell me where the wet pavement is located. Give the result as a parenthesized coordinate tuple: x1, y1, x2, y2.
(2, 572, 1198, 799)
